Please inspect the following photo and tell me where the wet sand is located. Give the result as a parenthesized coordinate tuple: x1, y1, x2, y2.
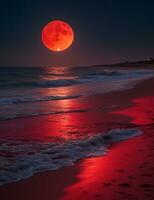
(0, 78, 154, 200)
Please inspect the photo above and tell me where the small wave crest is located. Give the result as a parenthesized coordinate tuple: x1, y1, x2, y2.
(0, 128, 142, 186)
(0, 95, 80, 105)
(1, 79, 85, 89)
(0, 109, 89, 120)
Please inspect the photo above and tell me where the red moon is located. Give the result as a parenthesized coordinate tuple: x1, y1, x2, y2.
(42, 20, 74, 52)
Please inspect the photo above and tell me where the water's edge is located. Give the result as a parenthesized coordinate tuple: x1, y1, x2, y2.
(0, 128, 142, 186)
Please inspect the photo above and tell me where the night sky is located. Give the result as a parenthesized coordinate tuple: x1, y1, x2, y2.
(0, 0, 154, 67)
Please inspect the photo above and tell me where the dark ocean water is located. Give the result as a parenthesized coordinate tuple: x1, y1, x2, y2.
(0, 66, 154, 185)
(0, 66, 154, 120)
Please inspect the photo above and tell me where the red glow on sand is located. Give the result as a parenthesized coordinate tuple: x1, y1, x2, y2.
(42, 20, 74, 52)
(112, 96, 154, 125)
(61, 95, 154, 200)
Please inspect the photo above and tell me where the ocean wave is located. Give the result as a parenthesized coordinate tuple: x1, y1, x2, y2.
(0, 70, 125, 88)
(88, 70, 122, 77)
(0, 128, 142, 186)
(0, 95, 81, 105)
(0, 109, 89, 121)
(1, 69, 154, 90)
(0, 79, 85, 88)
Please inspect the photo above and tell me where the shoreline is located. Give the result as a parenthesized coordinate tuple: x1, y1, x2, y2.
(0, 77, 154, 199)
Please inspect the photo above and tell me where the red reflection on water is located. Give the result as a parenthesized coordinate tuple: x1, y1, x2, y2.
(0, 86, 83, 141)
(0, 87, 110, 141)
(112, 96, 154, 125)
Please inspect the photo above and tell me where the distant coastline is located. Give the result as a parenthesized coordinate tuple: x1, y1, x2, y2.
(0, 59, 154, 68)
(90, 59, 154, 68)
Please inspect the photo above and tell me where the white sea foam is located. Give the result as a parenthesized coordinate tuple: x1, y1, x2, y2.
(0, 128, 142, 186)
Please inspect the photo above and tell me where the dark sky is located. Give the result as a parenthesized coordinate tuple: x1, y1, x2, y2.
(0, 0, 154, 67)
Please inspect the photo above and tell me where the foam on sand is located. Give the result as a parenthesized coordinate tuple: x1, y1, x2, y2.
(0, 128, 142, 186)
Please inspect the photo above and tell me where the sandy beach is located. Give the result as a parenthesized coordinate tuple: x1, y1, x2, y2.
(0, 77, 154, 200)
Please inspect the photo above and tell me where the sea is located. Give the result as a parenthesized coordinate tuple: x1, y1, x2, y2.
(0, 65, 154, 185)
